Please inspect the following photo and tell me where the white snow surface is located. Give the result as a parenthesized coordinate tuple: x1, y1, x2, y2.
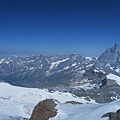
(85, 57, 92, 60)
(107, 73, 120, 86)
(50, 99, 120, 120)
(0, 82, 93, 119)
(115, 68, 120, 73)
(50, 58, 69, 69)
(0, 58, 10, 64)
(72, 63, 77, 67)
(1, 82, 120, 120)
(86, 63, 94, 67)
(94, 69, 99, 73)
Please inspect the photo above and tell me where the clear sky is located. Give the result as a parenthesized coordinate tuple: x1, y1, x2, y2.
(0, 0, 120, 57)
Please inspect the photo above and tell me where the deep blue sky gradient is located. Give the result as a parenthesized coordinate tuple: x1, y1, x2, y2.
(0, 0, 120, 57)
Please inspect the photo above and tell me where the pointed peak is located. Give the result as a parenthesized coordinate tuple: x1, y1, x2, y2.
(73, 51, 77, 55)
(98, 43, 120, 61)
(111, 43, 120, 52)
(114, 43, 119, 48)
(71, 51, 80, 56)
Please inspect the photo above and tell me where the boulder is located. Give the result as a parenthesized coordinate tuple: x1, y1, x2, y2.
(29, 99, 57, 120)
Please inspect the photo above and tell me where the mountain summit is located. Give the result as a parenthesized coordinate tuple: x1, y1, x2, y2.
(114, 43, 119, 47)
(111, 43, 120, 52)
(98, 43, 120, 67)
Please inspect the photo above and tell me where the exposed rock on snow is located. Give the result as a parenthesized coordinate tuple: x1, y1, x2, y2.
(102, 109, 120, 120)
(29, 99, 57, 120)
(65, 101, 82, 105)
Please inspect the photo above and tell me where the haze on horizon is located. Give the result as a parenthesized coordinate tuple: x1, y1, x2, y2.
(0, 0, 120, 57)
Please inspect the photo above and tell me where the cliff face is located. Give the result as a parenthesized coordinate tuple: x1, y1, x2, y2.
(29, 99, 57, 120)
(102, 109, 120, 120)
(98, 43, 120, 67)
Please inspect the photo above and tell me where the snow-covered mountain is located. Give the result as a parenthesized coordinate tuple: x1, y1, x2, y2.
(0, 44, 120, 103)
(1, 82, 120, 120)
(98, 43, 120, 68)
(0, 52, 96, 88)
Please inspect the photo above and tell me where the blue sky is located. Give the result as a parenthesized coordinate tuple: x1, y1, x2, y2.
(0, 0, 120, 57)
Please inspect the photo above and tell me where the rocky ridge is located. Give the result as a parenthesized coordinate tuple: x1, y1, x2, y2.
(102, 109, 120, 120)
(0, 44, 120, 103)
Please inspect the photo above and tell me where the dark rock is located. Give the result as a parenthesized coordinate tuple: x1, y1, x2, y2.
(65, 101, 82, 105)
(101, 112, 117, 120)
(101, 109, 120, 120)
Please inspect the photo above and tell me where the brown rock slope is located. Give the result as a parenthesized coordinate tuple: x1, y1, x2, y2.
(29, 99, 57, 120)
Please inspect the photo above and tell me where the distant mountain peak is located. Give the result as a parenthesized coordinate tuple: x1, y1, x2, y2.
(73, 51, 78, 54)
(112, 43, 120, 51)
(73, 51, 78, 55)
(98, 43, 120, 67)
(114, 43, 119, 48)
(111, 43, 120, 53)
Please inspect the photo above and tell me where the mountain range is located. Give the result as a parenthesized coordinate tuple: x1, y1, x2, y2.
(0, 43, 120, 103)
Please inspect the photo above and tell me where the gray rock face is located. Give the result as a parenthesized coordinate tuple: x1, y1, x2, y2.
(98, 43, 120, 68)
(102, 109, 120, 120)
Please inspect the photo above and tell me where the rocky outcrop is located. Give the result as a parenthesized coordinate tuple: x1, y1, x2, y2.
(65, 101, 82, 104)
(29, 99, 57, 120)
(101, 109, 120, 120)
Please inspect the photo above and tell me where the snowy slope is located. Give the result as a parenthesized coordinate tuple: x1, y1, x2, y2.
(107, 73, 120, 86)
(50, 99, 120, 120)
(0, 82, 95, 119)
(1, 82, 120, 120)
